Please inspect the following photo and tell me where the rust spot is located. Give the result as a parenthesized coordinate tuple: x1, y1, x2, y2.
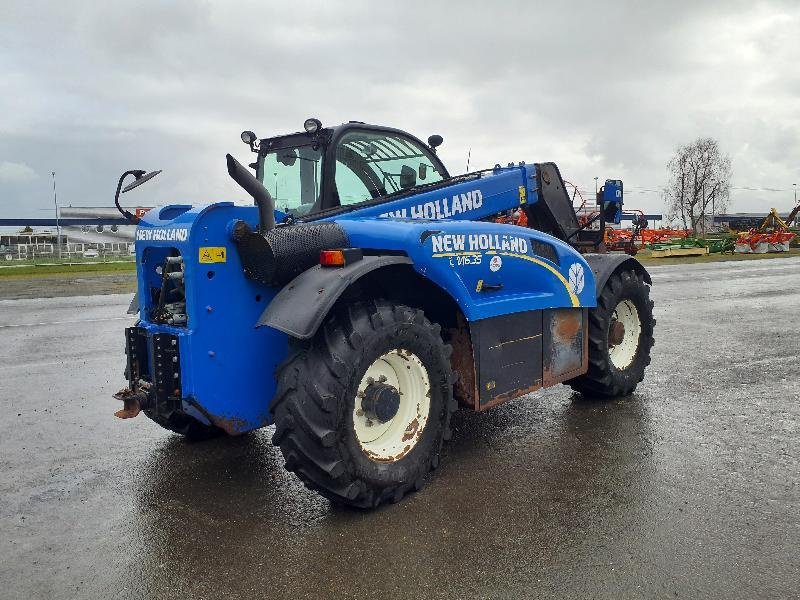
(554, 311, 581, 341)
(113, 388, 142, 419)
(543, 309, 589, 387)
(447, 312, 478, 409)
(209, 414, 249, 436)
(364, 444, 416, 463)
(402, 417, 420, 442)
(479, 381, 542, 411)
(608, 320, 625, 347)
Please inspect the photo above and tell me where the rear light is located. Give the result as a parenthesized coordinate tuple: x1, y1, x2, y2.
(319, 248, 363, 267)
(320, 250, 345, 267)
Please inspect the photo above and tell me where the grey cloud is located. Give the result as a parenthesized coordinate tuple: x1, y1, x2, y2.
(1, 0, 798, 220)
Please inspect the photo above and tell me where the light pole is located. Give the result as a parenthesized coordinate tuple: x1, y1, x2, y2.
(794, 183, 797, 205)
(51, 171, 61, 259)
(594, 176, 599, 195)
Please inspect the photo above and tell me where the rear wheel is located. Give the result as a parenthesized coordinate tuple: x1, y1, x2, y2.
(568, 269, 655, 397)
(271, 299, 456, 509)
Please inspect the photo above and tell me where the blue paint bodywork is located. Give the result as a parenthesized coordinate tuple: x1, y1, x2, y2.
(131, 165, 596, 432)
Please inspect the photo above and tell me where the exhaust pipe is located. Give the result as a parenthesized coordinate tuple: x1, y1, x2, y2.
(226, 153, 275, 233)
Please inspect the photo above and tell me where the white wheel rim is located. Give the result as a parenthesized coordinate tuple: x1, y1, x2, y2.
(608, 299, 641, 370)
(353, 349, 431, 463)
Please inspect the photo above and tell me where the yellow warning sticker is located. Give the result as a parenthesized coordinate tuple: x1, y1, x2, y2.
(199, 247, 227, 263)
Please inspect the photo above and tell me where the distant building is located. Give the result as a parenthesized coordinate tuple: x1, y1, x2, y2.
(0, 206, 151, 261)
(713, 213, 772, 230)
(59, 206, 151, 244)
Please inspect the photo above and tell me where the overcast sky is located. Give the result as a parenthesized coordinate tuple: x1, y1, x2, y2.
(1, 0, 798, 222)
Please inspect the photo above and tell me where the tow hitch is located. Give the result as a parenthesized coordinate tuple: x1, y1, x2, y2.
(113, 387, 146, 419)
(115, 327, 182, 419)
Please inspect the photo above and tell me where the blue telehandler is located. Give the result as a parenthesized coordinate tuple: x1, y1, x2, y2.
(114, 118, 654, 508)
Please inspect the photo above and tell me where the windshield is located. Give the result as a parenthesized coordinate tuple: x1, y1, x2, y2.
(334, 131, 445, 206)
(259, 144, 322, 216)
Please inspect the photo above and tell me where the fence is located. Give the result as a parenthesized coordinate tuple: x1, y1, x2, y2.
(1, 241, 136, 264)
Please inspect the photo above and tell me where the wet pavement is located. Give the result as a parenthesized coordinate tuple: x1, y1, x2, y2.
(1, 257, 798, 599)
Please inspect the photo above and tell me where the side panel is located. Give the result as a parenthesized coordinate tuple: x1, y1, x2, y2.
(468, 307, 588, 410)
(133, 203, 289, 432)
(471, 310, 543, 409)
(542, 308, 588, 386)
(337, 218, 597, 323)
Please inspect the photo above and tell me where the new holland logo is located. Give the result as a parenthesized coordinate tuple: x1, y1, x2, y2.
(135, 227, 189, 242)
(568, 263, 585, 295)
(380, 189, 483, 219)
(430, 233, 529, 254)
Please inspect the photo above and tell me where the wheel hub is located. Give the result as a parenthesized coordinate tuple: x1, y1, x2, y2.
(361, 380, 401, 424)
(353, 349, 432, 461)
(608, 320, 626, 346)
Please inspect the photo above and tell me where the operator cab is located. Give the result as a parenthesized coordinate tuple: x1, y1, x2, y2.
(243, 119, 449, 219)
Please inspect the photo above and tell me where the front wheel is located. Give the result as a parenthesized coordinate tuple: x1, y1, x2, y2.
(271, 300, 456, 509)
(568, 268, 655, 398)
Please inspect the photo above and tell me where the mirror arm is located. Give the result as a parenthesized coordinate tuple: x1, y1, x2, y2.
(114, 171, 143, 224)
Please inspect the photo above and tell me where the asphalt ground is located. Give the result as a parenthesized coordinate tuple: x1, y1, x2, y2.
(1, 257, 798, 599)
(0, 272, 135, 300)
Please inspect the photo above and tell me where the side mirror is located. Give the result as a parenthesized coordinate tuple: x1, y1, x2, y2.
(121, 170, 161, 194)
(418, 163, 428, 181)
(115, 169, 161, 224)
(427, 134, 443, 153)
(400, 165, 417, 189)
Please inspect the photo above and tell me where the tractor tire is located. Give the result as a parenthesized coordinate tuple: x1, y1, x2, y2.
(271, 299, 456, 509)
(568, 268, 655, 398)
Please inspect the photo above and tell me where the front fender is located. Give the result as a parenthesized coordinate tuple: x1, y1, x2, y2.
(257, 255, 413, 338)
(583, 253, 651, 294)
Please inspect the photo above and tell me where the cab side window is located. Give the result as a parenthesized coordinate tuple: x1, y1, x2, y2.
(334, 131, 445, 206)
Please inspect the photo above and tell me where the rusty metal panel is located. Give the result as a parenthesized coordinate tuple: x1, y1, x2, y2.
(471, 310, 543, 410)
(448, 313, 479, 410)
(542, 308, 588, 387)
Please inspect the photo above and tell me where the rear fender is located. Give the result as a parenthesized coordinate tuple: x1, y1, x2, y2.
(258, 255, 413, 338)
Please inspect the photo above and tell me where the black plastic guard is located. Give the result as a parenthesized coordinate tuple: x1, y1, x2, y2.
(258, 255, 413, 338)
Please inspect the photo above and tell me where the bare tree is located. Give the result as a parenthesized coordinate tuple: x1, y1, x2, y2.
(664, 137, 731, 232)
